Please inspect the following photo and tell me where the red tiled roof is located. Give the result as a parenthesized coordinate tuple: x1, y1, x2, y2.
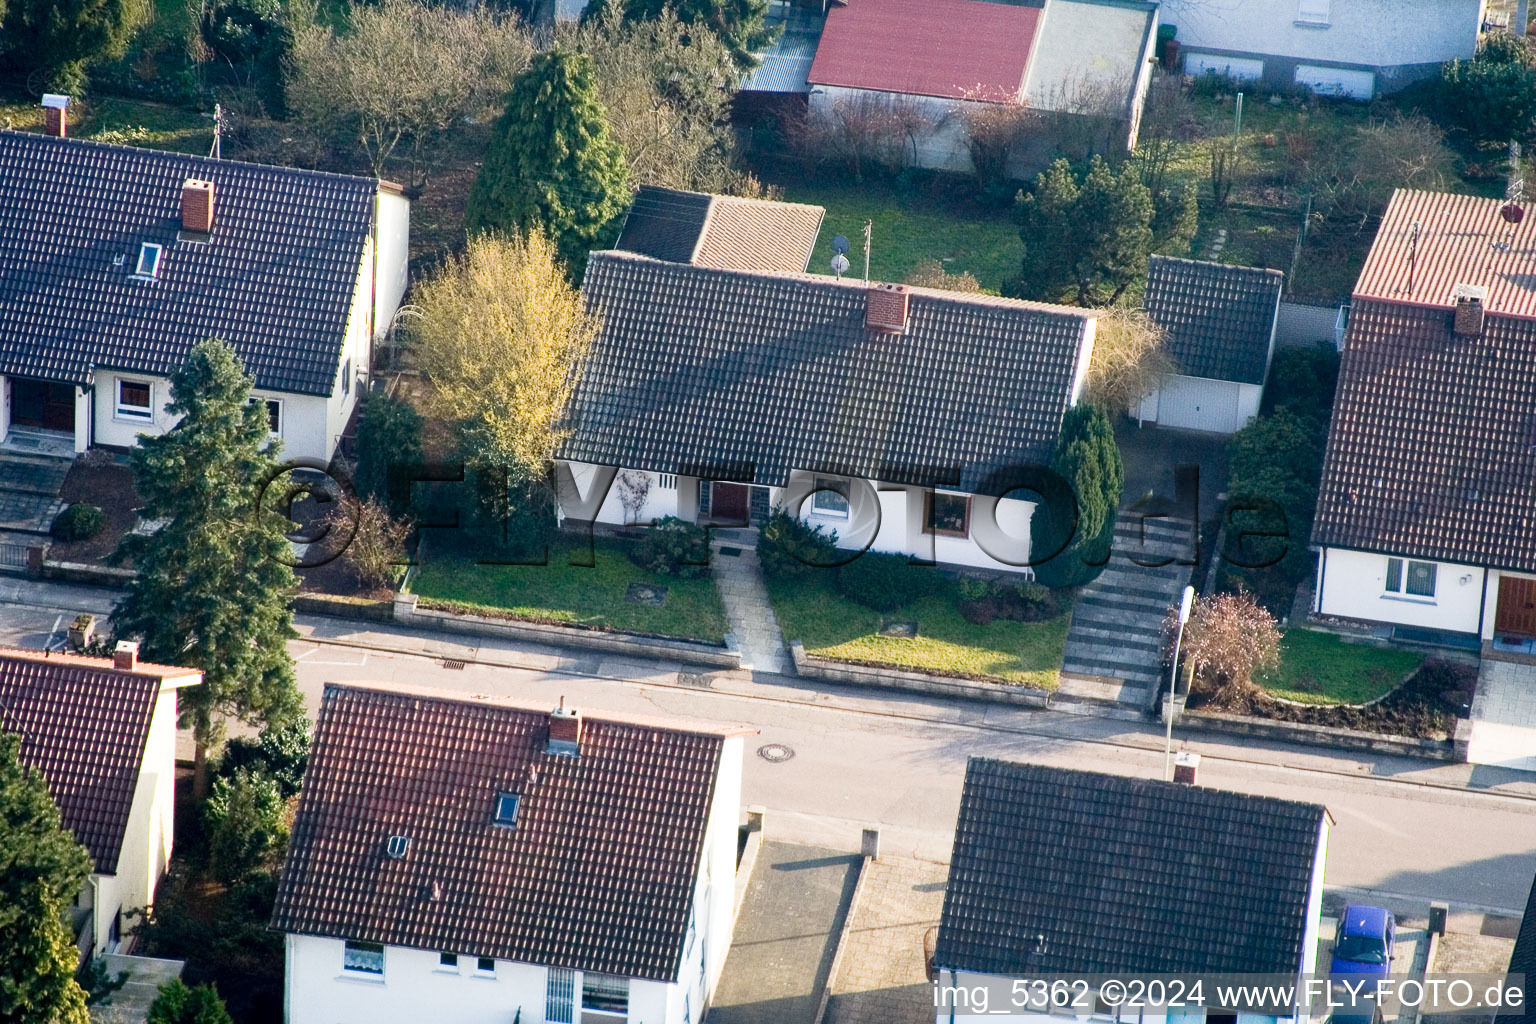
(0, 648, 197, 874)
(806, 0, 1041, 103)
(272, 685, 740, 981)
(1355, 189, 1536, 319)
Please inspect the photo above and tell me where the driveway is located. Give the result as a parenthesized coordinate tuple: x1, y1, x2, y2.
(1116, 418, 1230, 525)
(1467, 654, 1536, 772)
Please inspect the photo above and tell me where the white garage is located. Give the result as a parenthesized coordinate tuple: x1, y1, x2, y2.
(1294, 64, 1376, 100)
(1136, 256, 1285, 435)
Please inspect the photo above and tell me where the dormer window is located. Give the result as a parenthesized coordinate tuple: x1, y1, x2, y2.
(493, 791, 520, 827)
(134, 243, 162, 279)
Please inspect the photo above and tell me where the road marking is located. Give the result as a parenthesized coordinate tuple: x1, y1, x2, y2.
(1337, 805, 1414, 840)
(45, 613, 62, 651)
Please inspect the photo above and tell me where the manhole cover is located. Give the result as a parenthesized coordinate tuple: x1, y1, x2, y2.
(757, 743, 795, 763)
(677, 671, 715, 689)
(880, 620, 919, 638)
(625, 582, 668, 606)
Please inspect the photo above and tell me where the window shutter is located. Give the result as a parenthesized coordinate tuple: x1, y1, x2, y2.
(1385, 558, 1403, 593)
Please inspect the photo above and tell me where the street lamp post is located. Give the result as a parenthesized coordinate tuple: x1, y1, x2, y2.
(1163, 585, 1195, 781)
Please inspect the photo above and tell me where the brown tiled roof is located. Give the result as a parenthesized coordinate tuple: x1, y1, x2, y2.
(1354, 189, 1536, 319)
(0, 648, 197, 874)
(272, 684, 736, 981)
(1311, 299, 1536, 570)
(615, 186, 825, 274)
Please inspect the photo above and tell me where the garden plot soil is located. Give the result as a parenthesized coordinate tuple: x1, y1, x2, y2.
(51, 457, 140, 564)
(1188, 659, 1475, 740)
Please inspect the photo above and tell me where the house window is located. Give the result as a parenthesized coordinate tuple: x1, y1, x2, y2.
(342, 358, 351, 396)
(341, 940, 384, 977)
(659, 474, 678, 491)
(924, 492, 971, 537)
(581, 973, 630, 1022)
(134, 243, 163, 279)
(1296, 0, 1330, 23)
(546, 967, 575, 1023)
(810, 477, 850, 518)
(438, 953, 458, 971)
(116, 379, 153, 421)
(492, 791, 520, 827)
(248, 398, 282, 437)
(476, 956, 496, 976)
(1385, 557, 1437, 598)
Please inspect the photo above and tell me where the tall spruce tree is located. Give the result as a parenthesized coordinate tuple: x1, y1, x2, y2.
(465, 47, 631, 269)
(0, 0, 149, 91)
(0, 733, 93, 1024)
(110, 339, 302, 796)
(1031, 403, 1123, 588)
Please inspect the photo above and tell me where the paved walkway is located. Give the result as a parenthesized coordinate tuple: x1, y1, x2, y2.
(825, 857, 947, 1024)
(710, 841, 862, 1024)
(1468, 655, 1536, 771)
(0, 454, 68, 536)
(711, 535, 792, 675)
(1058, 509, 1195, 710)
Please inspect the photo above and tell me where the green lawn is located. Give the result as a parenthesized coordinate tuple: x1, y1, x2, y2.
(1257, 628, 1425, 705)
(766, 571, 1070, 688)
(410, 539, 730, 644)
(768, 177, 1021, 292)
(0, 96, 210, 153)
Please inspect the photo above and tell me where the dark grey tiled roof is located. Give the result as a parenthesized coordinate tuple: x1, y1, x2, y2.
(272, 685, 730, 982)
(1144, 255, 1284, 385)
(1499, 868, 1536, 1024)
(614, 187, 714, 264)
(1312, 300, 1536, 571)
(561, 252, 1095, 494)
(936, 759, 1327, 976)
(0, 130, 378, 396)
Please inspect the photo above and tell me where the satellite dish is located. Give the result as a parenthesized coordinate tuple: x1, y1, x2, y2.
(830, 253, 851, 278)
(831, 234, 850, 255)
(1502, 202, 1525, 225)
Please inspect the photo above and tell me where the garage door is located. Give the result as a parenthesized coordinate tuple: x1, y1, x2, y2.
(1152, 375, 1242, 433)
(1294, 64, 1375, 100)
(1184, 52, 1263, 82)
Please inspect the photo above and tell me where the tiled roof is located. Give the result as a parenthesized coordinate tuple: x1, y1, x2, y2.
(0, 648, 198, 874)
(1355, 189, 1536, 319)
(0, 130, 380, 396)
(1144, 256, 1284, 384)
(560, 251, 1096, 494)
(936, 759, 1327, 976)
(1498, 868, 1536, 1024)
(614, 187, 825, 274)
(1311, 299, 1536, 570)
(272, 685, 735, 981)
(806, 0, 1041, 102)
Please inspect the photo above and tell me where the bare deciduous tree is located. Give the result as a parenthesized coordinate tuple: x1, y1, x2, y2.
(1085, 305, 1176, 415)
(1031, 70, 1133, 163)
(960, 98, 1041, 197)
(327, 497, 411, 591)
(1166, 590, 1282, 704)
(788, 93, 933, 180)
(285, 0, 533, 190)
(1208, 134, 1245, 208)
(1134, 73, 1201, 196)
(1307, 114, 1458, 225)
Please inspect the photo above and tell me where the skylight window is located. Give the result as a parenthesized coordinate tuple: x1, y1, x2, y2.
(493, 792, 520, 827)
(134, 243, 163, 279)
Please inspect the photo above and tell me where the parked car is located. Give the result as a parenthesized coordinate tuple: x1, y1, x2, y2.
(1329, 905, 1396, 976)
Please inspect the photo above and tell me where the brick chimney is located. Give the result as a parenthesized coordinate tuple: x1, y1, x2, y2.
(1172, 750, 1200, 785)
(1452, 283, 1488, 337)
(865, 282, 910, 333)
(181, 178, 215, 233)
(113, 640, 139, 672)
(41, 94, 69, 138)
(547, 698, 581, 756)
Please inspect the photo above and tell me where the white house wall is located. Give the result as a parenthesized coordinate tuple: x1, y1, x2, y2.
(285, 934, 678, 1024)
(1161, 0, 1481, 91)
(1314, 547, 1484, 634)
(374, 190, 411, 341)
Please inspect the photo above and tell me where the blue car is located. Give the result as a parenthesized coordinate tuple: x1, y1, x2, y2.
(1330, 905, 1396, 976)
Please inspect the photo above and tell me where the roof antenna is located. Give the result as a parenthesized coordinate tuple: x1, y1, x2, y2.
(862, 219, 872, 285)
(830, 233, 850, 279)
(208, 102, 222, 161)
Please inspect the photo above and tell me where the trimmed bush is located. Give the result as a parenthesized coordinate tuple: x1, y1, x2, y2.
(632, 516, 709, 578)
(757, 509, 840, 576)
(836, 551, 938, 612)
(958, 578, 1062, 624)
(51, 503, 105, 542)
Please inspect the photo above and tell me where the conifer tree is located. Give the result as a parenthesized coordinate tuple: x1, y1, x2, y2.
(0, 0, 149, 91)
(110, 339, 302, 796)
(1012, 156, 1156, 306)
(581, 0, 778, 71)
(1031, 403, 1123, 588)
(465, 47, 631, 268)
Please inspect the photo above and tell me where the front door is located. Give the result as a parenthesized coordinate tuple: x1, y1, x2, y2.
(10, 380, 74, 432)
(1496, 576, 1536, 638)
(710, 483, 749, 525)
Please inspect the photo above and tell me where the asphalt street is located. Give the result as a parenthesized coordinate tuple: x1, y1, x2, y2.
(2, 577, 1532, 919)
